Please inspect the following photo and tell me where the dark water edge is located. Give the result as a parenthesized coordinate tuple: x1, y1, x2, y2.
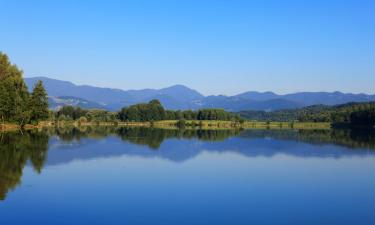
(1, 127, 375, 225)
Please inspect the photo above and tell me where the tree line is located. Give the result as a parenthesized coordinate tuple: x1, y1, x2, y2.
(56, 99, 242, 123)
(0, 52, 49, 125)
(118, 99, 241, 122)
(350, 108, 375, 127)
(54, 106, 117, 122)
(239, 102, 375, 127)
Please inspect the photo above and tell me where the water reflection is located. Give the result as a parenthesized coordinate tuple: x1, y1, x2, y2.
(53, 126, 242, 148)
(0, 131, 49, 200)
(51, 126, 375, 151)
(1, 127, 375, 201)
(240, 129, 375, 149)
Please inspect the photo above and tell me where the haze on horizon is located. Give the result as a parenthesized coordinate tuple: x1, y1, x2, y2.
(1, 0, 374, 95)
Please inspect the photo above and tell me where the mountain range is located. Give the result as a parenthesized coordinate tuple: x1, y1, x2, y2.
(25, 76, 375, 111)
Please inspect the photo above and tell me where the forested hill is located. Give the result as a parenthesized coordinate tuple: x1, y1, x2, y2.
(239, 102, 375, 127)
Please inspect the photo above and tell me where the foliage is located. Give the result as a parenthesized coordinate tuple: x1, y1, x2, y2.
(29, 80, 49, 124)
(0, 52, 50, 125)
(350, 109, 375, 127)
(86, 109, 117, 122)
(239, 102, 375, 125)
(118, 100, 241, 122)
(0, 52, 30, 125)
(56, 106, 117, 122)
(56, 106, 88, 120)
(78, 116, 88, 123)
(118, 99, 165, 122)
(176, 119, 186, 129)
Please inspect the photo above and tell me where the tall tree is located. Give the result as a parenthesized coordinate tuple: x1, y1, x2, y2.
(0, 52, 30, 124)
(30, 80, 49, 123)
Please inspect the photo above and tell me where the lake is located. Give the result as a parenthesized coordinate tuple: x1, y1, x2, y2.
(1, 127, 375, 225)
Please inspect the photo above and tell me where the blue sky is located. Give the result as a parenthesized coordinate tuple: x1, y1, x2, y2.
(1, 0, 374, 95)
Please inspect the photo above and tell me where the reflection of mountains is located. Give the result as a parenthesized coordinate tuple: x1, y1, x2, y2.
(46, 127, 242, 164)
(1, 127, 375, 201)
(46, 128, 375, 166)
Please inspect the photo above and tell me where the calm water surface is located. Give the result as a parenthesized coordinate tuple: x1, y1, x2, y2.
(1, 127, 375, 225)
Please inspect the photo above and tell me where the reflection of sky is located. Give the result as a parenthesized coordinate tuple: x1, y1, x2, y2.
(1, 136, 375, 225)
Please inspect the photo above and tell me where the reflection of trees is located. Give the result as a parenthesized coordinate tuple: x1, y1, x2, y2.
(53, 126, 119, 142)
(240, 129, 375, 150)
(49, 127, 242, 149)
(116, 128, 241, 149)
(117, 127, 172, 149)
(51, 126, 375, 150)
(0, 130, 49, 200)
(2, 126, 374, 201)
(117, 128, 242, 149)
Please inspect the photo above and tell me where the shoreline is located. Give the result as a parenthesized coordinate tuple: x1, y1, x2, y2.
(0, 123, 42, 132)
(1, 120, 331, 132)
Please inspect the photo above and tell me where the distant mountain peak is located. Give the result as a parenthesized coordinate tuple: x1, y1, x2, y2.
(163, 84, 190, 89)
(160, 84, 201, 93)
(159, 84, 204, 101)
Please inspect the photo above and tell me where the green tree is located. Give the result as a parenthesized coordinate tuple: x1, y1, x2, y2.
(29, 80, 49, 124)
(0, 52, 30, 125)
(350, 109, 375, 127)
(56, 106, 88, 120)
(176, 119, 186, 129)
(118, 99, 166, 122)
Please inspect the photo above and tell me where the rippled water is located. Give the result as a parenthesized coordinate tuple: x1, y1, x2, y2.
(1, 127, 375, 225)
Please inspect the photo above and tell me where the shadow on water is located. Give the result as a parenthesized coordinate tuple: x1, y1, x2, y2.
(1, 126, 375, 200)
